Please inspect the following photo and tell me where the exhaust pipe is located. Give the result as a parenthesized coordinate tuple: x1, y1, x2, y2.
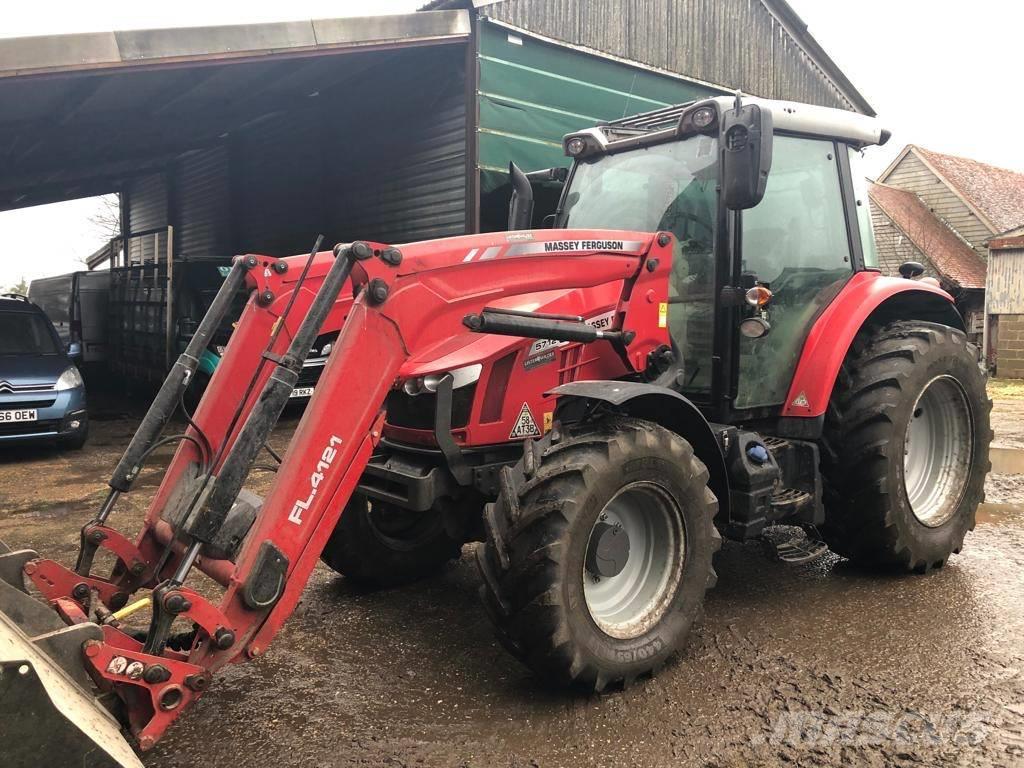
(507, 162, 534, 231)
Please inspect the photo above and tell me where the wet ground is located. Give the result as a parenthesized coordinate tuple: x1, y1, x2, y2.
(1, 394, 1022, 767)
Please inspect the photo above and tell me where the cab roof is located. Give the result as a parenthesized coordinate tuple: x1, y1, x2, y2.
(593, 95, 889, 151)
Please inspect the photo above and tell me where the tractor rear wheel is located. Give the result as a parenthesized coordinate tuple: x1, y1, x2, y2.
(320, 494, 463, 589)
(476, 416, 720, 692)
(820, 320, 992, 571)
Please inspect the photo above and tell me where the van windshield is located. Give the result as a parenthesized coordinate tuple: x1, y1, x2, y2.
(0, 311, 60, 355)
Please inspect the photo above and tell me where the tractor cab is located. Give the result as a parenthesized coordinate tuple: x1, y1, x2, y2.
(532, 95, 890, 422)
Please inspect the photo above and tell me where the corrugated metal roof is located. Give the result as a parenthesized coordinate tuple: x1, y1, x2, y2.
(0, 11, 471, 211)
(0, 12, 471, 77)
(912, 146, 1024, 235)
(869, 182, 987, 289)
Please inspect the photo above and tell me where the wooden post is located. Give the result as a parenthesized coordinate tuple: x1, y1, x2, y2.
(165, 225, 175, 370)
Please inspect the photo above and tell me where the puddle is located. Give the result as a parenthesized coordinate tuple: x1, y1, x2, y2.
(990, 446, 1024, 474)
(976, 502, 1024, 525)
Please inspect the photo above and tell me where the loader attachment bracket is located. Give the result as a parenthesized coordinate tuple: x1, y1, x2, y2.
(0, 581, 144, 768)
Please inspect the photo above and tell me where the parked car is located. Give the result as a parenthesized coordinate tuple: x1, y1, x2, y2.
(0, 294, 88, 449)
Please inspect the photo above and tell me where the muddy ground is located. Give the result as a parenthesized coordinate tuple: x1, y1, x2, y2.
(1, 395, 1022, 768)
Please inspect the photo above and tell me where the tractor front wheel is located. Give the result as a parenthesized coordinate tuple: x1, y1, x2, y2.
(320, 494, 464, 589)
(820, 321, 992, 571)
(477, 416, 720, 692)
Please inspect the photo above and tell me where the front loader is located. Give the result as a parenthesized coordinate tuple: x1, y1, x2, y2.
(0, 95, 990, 766)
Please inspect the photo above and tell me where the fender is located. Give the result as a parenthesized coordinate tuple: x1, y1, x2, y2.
(548, 381, 729, 521)
(782, 271, 962, 419)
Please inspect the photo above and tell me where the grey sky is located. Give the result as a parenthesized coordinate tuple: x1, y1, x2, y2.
(1, 0, 1020, 289)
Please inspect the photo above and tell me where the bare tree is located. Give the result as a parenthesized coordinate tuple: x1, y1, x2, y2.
(4, 276, 28, 296)
(80, 193, 121, 268)
(88, 194, 121, 240)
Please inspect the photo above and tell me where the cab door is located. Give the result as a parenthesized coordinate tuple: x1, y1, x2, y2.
(733, 136, 856, 411)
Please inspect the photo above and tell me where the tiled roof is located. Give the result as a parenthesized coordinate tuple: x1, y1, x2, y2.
(914, 146, 1024, 234)
(868, 182, 987, 289)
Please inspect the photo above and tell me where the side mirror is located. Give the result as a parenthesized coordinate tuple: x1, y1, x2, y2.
(67, 341, 82, 359)
(507, 162, 535, 231)
(898, 261, 925, 279)
(722, 102, 773, 210)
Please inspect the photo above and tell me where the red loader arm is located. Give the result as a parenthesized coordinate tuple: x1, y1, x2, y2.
(19, 229, 674, 751)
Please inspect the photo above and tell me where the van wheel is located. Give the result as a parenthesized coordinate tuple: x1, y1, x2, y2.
(477, 416, 719, 691)
(820, 321, 992, 571)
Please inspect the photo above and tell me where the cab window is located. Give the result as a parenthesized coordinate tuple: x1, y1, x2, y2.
(735, 136, 854, 410)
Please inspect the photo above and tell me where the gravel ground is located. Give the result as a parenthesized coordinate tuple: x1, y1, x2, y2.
(0, 394, 1022, 768)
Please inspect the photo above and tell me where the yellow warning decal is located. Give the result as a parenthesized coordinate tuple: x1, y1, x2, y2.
(543, 411, 553, 433)
(658, 302, 668, 328)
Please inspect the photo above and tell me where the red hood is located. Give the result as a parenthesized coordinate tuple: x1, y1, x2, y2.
(392, 229, 654, 377)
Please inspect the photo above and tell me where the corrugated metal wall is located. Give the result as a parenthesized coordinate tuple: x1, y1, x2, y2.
(325, 45, 468, 244)
(125, 172, 168, 263)
(484, 0, 859, 112)
(234, 109, 324, 256)
(881, 151, 994, 254)
(174, 145, 230, 258)
(988, 248, 1024, 314)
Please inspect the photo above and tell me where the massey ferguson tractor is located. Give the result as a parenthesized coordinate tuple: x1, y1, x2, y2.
(0, 95, 990, 767)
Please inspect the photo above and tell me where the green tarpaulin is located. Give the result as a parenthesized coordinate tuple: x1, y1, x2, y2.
(477, 19, 724, 192)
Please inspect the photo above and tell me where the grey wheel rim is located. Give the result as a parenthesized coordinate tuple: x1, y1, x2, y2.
(903, 375, 973, 527)
(583, 482, 685, 639)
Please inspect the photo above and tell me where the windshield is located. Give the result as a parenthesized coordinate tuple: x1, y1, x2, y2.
(560, 135, 719, 398)
(0, 311, 61, 356)
(559, 135, 718, 237)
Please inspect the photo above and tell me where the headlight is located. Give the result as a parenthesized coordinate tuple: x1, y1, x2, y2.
(691, 106, 716, 129)
(54, 366, 84, 391)
(565, 136, 588, 157)
(401, 364, 483, 396)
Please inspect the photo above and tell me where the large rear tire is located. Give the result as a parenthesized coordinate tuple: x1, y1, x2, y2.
(320, 494, 463, 589)
(820, 321, 992, 571)
(476, 416, 720, 692)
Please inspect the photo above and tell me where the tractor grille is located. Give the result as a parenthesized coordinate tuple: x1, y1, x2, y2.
(385, 385, 476, 431)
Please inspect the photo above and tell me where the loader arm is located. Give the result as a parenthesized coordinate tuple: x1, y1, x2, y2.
(2, 230, 673, 757)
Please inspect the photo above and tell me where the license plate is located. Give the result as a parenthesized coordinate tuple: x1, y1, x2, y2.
(0, 409, 37, 423)
(289, 387, 314, 399)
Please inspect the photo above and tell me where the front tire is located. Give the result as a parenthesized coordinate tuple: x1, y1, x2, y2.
(477, 416, 720, 692)
(820, 321, 992, 571)
(320, 494, 463, 589)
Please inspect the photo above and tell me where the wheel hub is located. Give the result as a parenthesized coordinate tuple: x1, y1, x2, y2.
(582, 482, 685, 640)
(903, 375, 973, 527)
(585, 521, 630, 578)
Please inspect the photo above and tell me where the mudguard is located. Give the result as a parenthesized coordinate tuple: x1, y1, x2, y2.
(548, 381, 729, 521)
(782, 272, 962, 419)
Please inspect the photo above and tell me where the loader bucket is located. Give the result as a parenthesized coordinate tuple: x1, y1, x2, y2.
(0, 543, 143, 768)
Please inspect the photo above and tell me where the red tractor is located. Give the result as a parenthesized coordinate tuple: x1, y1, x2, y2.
(0, 95, 990, 767)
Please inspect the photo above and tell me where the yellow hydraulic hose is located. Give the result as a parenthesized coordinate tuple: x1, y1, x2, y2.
(110, 596, 152, 622)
